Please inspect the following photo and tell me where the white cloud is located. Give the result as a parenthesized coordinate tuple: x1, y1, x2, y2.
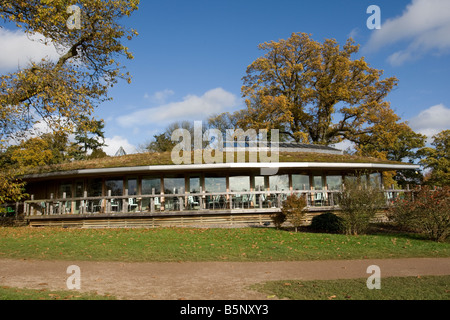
(408, 104, 450, 138)
(117, 88, 238, 128)
(364, 0, 450, 65)
(103, 136, 137, 156)
(144, 89, 175, 104)
(0, 28, 59, 72)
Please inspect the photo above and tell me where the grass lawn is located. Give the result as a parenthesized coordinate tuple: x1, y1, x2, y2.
(0, 226, 448, 262)
(252, 275, 450, 300)
(0, 286, 115, 300)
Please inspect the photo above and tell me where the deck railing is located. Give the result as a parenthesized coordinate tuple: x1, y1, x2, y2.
(17, 188, 413, 217)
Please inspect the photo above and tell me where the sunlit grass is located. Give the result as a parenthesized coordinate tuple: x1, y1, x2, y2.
(0, 286, 115, 300)
(252, 275, 450, 300)
(0, 226, 448, 262)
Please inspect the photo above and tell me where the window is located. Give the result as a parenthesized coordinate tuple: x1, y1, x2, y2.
(205, 176, 226, 193)
(189, 177, 200, 193)
(105, 178, 123, 196)
(87, 178, 103, 197)
(292, 174, 310, 190)
(127, 178, 137, 195)
(229, 176, 250, 192)
(164, 177, 185, 194)
(142, 177, 161, 194)
(326, 175, 342, 190)
(59, 182, 72, 198)
(313, 175, 323, 190)
(254, 176, 266, 191)
(269, 175, 289, 191)
(370, 172, 381, 188)
(75, 180, 84, 197)
(141, 177, 161, 211)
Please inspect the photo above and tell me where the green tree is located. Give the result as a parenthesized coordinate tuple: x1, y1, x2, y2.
(420, 130, 450, 186)
(145, 133, 176, 153)
(70, 116, 106, 160)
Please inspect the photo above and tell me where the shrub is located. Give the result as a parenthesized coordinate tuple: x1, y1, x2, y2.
(388, 186, 450, 242)
(337, 179, 385, 235)
(270, 211, 287, 229)
(271, 194, 307, 231)
(310, 212, 344, 233)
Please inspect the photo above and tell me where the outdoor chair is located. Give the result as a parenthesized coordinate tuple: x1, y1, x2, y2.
(128, 198, 138, 212)
(188, 196, 199, 209)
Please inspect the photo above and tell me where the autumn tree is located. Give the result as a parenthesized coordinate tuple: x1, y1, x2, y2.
(240, 32, 410, 150)
(0, 0, 139, 204)
(0, 0, 139, 146)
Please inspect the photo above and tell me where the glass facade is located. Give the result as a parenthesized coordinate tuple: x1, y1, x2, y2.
(59, 182, 72, 198)
(141, 176, 161, 211)
(105, 178, 123, 196)
(229, 176, 250, 192)
(205, 176, 226, 193)
(313, 175, 323, 190)
(370, 172, 381, 187)
(87, 178, 103, 196)
(189, 177, 200, 193)
(269, 174, 289, 191)
(30, 169, 387, 215)
(326, 175, 342, 190)
(292, 174, 310, 190)
(164, 177, 185, 194)
(254, 176, 266, 191)
(127, 178, 137, 195)
(142, 177, 161, 194)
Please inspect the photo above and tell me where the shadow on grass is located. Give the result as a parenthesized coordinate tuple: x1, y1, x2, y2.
(273, 222, 446, 243)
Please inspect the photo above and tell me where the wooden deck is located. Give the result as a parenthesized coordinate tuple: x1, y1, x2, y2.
(25, 206, 389, 229)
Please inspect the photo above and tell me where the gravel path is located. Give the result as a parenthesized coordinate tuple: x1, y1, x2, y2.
(1, 257, 449, 300)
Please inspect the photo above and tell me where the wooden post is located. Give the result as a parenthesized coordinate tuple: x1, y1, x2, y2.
(150, 188, 155, 213)
(60, 192, 66, 215)
(199, 186, 204, 210)
(82, 191, 87, 214)
(30, 195, 34, 216)
(259, 190, 263, 208)
(179, 194, 184, 211)
(49, 193, 54, 215)
(107, 190, 112, 213)
(123, 189, 128, 213)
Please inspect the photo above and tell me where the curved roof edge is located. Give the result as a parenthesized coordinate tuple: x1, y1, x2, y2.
(22, 162, 420, 180)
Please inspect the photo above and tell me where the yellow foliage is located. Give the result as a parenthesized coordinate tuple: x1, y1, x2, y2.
(0, 0, 139, 148)
(240, 32, 400, 148)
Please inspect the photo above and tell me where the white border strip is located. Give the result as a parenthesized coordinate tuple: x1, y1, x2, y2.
(78, 162, 420, 174)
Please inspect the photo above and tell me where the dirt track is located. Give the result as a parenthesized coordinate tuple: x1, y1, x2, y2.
(1, 257, 449, 300)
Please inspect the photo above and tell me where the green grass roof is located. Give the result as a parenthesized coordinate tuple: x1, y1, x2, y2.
(24, 151, 404, 175)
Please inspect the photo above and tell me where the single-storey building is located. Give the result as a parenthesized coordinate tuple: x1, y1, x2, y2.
(18, 144, 419, 228)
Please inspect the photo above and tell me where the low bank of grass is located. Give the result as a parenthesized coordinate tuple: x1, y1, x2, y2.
(252, 275, 450, 300)
(0, 226, 448, 262)
(0, 286, 115, 300)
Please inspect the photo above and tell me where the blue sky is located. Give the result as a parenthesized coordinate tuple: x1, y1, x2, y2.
(1, 0, 449, 155)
